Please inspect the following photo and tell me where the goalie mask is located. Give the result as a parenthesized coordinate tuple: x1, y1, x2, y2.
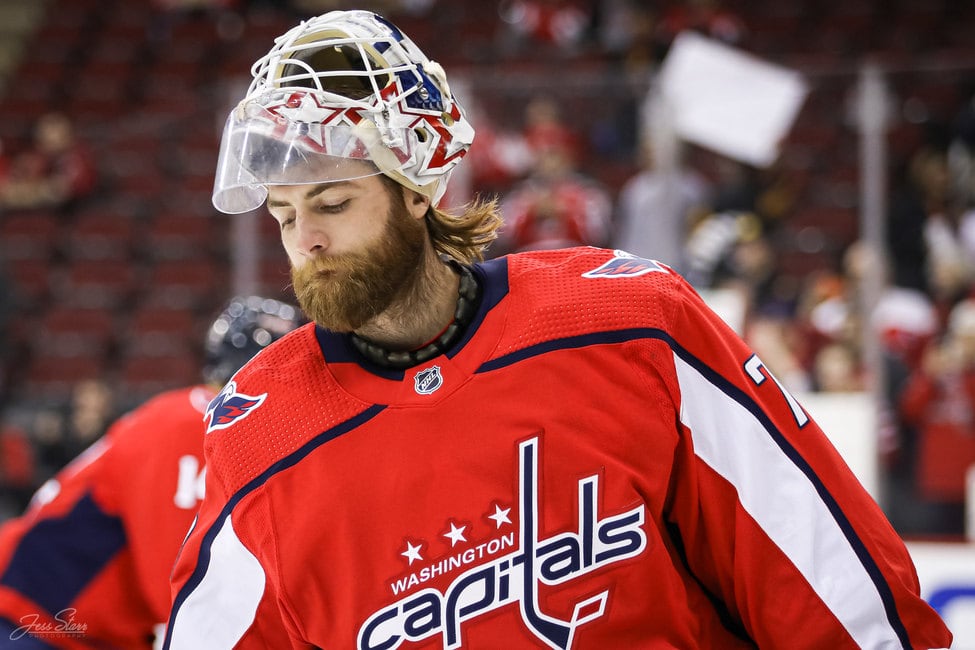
(212, 10, 475, 214)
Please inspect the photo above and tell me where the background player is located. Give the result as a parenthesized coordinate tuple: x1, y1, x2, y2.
(166, 10, 952, 649)
(0, 296, 302, 649)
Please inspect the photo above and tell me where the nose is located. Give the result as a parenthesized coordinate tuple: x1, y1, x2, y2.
(293, 211, 328, 257)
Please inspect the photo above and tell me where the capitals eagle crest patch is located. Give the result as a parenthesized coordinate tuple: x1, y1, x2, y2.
(582, 250, 668, 278)
(204, 381, 267, 433)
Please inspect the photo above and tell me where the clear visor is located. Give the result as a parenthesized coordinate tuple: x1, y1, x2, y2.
(212, 96, 419, 214)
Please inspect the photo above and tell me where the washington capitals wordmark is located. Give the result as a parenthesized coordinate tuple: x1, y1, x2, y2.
(357, 437, 648, 650)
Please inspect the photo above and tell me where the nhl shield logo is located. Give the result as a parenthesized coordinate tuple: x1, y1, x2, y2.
(414, 365, 443, 395)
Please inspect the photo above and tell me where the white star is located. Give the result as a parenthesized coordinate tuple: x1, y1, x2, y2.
(443, 522, 467, 547)
(488, 505, 512, 529)
(401, 541, 423, 565)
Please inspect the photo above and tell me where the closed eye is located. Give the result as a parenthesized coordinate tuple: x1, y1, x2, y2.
(321, 199, 351, 214)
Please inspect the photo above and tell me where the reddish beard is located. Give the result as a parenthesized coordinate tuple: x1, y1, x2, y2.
(290, 201, 427, 332)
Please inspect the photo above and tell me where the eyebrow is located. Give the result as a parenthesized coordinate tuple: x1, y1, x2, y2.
(267, 181, 355, 208)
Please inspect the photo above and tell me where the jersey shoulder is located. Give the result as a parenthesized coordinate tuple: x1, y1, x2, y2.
(503, 246, 689, 338)
(200, 323, 366, 496)
(230, 321, 320, 388)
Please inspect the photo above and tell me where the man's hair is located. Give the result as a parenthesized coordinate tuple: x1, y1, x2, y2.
(380, 175, 502, 263)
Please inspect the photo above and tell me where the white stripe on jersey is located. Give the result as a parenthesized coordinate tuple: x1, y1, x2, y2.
(168, 514, 265, 649)
(674, 354, 903, 649)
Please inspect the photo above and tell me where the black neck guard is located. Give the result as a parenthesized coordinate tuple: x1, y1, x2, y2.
(349, 262, 480, 370)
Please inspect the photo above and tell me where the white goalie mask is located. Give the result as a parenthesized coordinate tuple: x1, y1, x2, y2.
(212, 10, 475, 214)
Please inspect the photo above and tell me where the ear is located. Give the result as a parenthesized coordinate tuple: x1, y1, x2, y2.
(405, 189, 431, 220)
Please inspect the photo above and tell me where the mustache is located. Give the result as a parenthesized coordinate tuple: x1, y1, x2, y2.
(300, 254, 358, 276)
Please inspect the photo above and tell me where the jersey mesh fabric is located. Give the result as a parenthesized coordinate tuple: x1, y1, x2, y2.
(499, 248, 678, 355)
(204, 324, 373, 497)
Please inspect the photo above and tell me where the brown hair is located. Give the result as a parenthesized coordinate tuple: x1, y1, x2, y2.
(381, 175, 503, 264)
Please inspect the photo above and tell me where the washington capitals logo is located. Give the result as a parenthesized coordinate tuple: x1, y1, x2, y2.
(582, 250, 668, 279)
(204, 381, 267, 434)
(358, 437, 647, 649)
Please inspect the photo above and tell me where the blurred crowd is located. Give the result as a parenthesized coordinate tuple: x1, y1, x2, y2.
(2, 0, 975, 539)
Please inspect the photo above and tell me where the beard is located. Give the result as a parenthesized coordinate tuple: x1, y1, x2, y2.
(290, 201, 427, 332)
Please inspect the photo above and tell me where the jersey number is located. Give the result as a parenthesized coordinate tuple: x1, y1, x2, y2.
(743, 354, 809, 428)
(174, 455, 206, 509)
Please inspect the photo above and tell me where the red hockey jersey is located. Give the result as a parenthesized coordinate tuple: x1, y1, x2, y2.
(0, 385, 212, 649)
(166, 247, 951, 649)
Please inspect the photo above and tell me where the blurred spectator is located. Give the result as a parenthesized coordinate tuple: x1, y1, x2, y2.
(521, 94, 582, 163)
(25, 380, 117, 491)
(949, 87, 975, 212)
(791, 239, 880, 395)
(656, 0, 747, 50)
(464, 101, 535, 197)
(0, 113, 97, 212)
(797, 271, 851, 349)
(683, 209, 763, 288)
(614, 137, 712, 273)
(887, 124, 974, 311)
(897, 297, 975, 536)
(872, 282, 942, 537)
(498, 0, 593, 57)
(746, 314, 810, 394)
(873, 281, 941, 382)
(497, 141, 612, 253)
(62, 379, 116, 461)
(496, 95, 612, 253)
(0, 420, 35, 518)
(594, 0, 662, 69)
(29, 408, 69, 486)
(812, 342, 866, 393)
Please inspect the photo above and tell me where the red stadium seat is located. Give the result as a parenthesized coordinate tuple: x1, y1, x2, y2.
(22, 352, 107, 402)
(118, 351, 199, 400)
(37, 305, 117, 356)
(145, 212, 214, 261)
(122, 305, 199, 357)
(4, 259, 52, 309)
(144, 258, 226, 310)
(53, 258, 139, 309)
(67, 210, 137, 260)
(0, 210, 61, 261)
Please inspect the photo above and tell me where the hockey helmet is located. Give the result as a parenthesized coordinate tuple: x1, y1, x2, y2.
(202, 296, 304, 385)
(212, 10, 474, 214)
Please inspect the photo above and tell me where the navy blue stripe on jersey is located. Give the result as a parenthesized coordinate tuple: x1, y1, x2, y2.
(470, 256, 509, 328)
(164, 404, 387, 648)
(476, 328, 660, 373)
(475, 326, 913, 649)
(0, 492, 125, 617)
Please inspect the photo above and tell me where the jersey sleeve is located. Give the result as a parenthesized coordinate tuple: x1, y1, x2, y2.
(163, 445, 310, 650)
(0, 432, 156, 649)
(659, 272, 952, 649)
